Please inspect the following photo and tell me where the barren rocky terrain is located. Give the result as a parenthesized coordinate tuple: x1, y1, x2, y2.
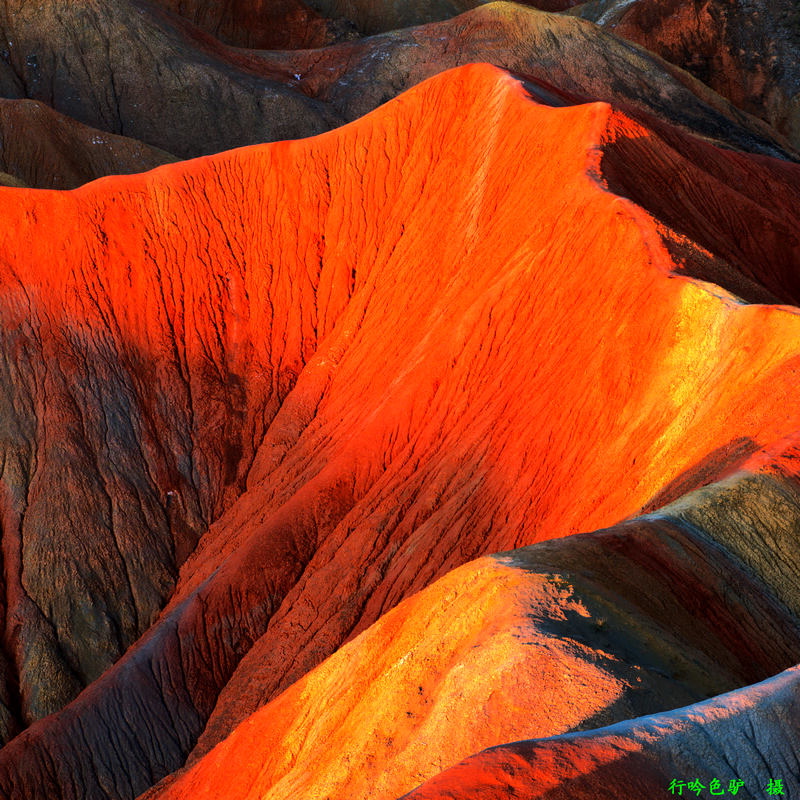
(0, 1, 798, 799)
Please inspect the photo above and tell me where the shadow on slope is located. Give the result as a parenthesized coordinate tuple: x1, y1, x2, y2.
(141, 444, 800, 800)
(400, 663, 800, 800)
(0, 65, 799, 800)
(599, 111, 800, 304)
(572, 0, 800, 148)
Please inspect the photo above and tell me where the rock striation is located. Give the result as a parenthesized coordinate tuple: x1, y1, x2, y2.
(0, 64, 798, 799)
(143, 449, 800, 800)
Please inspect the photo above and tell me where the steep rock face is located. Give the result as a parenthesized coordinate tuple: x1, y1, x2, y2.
(0, 65, 799, 799)
(0, 0, 338, 159)
(142, 463, 800, 800)
(0, 98, 174, 188)
(400, 664, 800, 800)
(598, 110, 800, 304)
(574, 0, 800, 148)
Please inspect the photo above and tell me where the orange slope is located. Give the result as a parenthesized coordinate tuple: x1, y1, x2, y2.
(2, 64, 800, 799)
(142, 503, 800, 800)
(182, 76, 800, 758)
(141, 434, 800, 800)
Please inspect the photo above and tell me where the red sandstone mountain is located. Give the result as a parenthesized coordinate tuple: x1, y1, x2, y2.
(242, 3, 795, 160)
(0, 61, 798, 798)
(0, 0, 798, 798)
(143, 437, 800, 800)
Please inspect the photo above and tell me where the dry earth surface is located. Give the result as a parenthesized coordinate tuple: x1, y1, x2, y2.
(0, 1, 797, 799)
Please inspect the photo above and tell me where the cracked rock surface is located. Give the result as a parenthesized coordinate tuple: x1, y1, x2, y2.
(0, 63, 798, 799)
(0, 1, 797, 799)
